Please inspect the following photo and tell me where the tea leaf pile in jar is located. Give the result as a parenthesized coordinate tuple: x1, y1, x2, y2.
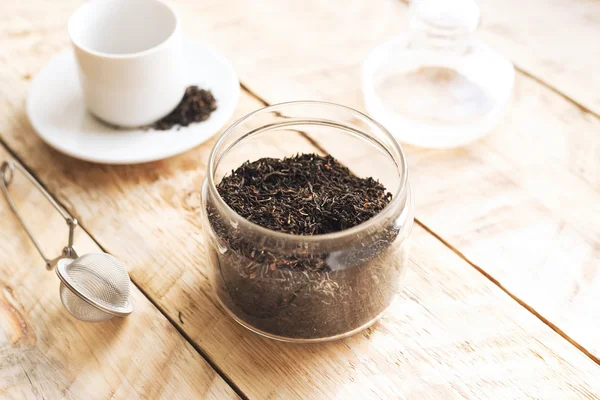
(218, 154, 392, 236)
(208, 153, 401, 339)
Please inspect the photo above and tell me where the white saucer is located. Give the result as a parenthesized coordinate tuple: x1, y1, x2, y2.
(27, 37, 240, 164)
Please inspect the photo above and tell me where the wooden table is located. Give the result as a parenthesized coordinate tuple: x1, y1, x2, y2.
(1, 1, 599, 399)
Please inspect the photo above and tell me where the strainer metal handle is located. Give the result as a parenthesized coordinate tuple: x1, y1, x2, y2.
(1, 160, 79, 270)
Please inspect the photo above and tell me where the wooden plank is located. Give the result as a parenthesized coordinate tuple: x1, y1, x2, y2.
(182, 0, 600, 359)
(2, 45, 600, 400)
(2, 1, 600, 398)
(0, 148, 238, 399)
(3, 128, 600, 398)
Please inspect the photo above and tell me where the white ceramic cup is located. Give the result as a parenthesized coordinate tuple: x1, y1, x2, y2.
(68, 0, 187, 127)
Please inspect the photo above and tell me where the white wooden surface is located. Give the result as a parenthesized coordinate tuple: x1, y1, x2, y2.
(1, 0, 599, 398)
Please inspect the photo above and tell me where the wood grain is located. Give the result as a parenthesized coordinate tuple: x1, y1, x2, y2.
(180, 0, 600, 359)
(2, 0, 600, 399)
(3, 129, 600, 398)
(0, 148, 238, 399)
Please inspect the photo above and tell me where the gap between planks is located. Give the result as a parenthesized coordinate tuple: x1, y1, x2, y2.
(512, 66, 599, 119)
(0, 134, 251, 400)
(240, 82, 600, 367)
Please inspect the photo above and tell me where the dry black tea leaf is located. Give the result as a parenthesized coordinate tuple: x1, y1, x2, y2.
(152, 85, 217, 131)
(217, 153, 392, 235)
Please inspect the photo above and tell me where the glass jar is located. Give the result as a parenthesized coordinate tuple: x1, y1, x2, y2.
(200, 101, 413, 342)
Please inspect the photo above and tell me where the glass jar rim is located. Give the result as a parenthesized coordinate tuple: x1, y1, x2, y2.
(206, 100, 409, 243)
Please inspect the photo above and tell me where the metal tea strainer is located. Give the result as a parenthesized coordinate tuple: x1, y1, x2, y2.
(1, 160, 134, 322)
